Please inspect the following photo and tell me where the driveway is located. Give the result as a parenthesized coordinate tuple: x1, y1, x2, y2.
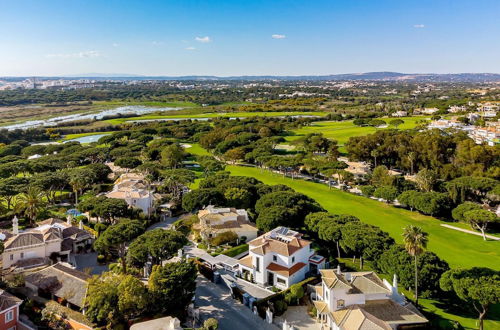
(146, 216, 179, 231)
(195, 276, 277, 330)
(275, 306, 321, 330)
(73, 252, 109, 275)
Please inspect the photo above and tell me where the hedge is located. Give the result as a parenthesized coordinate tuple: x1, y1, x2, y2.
(43, 300, 94, 327)
(254, 276, 318, 319)
(222, 244, 249, 257)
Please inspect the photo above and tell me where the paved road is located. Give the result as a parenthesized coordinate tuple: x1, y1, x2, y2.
(73, 252, 109, 275)
(195, 276, 277, 330)
(146, 216, 179, 231)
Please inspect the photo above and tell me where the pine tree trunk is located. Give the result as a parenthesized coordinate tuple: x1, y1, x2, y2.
(336, 241, 341, 259)
(414, 254, 419, 307)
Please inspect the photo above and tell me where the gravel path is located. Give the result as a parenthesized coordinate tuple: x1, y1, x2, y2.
(440, 224, 500, 240)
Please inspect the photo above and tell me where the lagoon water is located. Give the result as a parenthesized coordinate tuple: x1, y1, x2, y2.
(64, 133, 111, 144)
(3, 105, 182, 130)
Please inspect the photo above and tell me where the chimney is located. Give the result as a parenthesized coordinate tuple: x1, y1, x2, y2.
(336, 265, 341, 274)
(67, 214, 73, 225)
(12, 216, 19, 235)
(392, 274, 398, 290)
(79, 220, 83, 230)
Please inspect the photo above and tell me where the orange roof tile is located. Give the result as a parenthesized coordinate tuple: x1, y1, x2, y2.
(266, 262, 307, 277)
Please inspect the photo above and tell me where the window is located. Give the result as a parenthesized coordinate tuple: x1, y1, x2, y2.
(277, 277, 286, 285)
(255, 257, 260, 272)
(273, 255, 277, 262)
(5, 309, 13, 322)
(20, 252, 24, 259)
(337, 299, 345, 308)
(292, 256, 295, 263)
(325, 290, 328, 300)
(9, 254, 13, 261)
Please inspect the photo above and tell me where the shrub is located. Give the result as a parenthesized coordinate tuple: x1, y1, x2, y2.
(360, 185, 376, 197)
(203, 318, 219, 330)
(222, 244, 249, 257)
(210, 231, 238, 246)
(373, 186, 399, 202)
(97, 254, 106, 264)
(285, 283, 304, 305)
(273, 300, 288, 316)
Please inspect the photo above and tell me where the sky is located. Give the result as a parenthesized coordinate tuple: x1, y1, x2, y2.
(1, 0, 500, 76)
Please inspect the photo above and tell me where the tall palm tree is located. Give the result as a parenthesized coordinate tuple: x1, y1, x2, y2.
(406, 152, 416, 175)
(15, 186, 46, 227)
(402, 225, 428, 307)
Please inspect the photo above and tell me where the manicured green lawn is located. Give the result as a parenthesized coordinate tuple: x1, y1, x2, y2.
(105, 111, 328, 125)
(227, 166, 500, 271)
(185, 143, 210, 156)
(60, 131, 114, 141)
(286, 116, 430, 147)
(93, 100, 198, 108)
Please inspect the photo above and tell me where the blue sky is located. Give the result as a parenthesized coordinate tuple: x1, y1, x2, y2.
(1, 0, 500, 76)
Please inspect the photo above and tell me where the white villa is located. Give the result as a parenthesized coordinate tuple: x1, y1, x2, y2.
(419, 107, 439, 115)
(391, 111, 407, 117)
(313, 268, 428, 330)
(448, 105, 467, 113)
(105, 172, 160, 215)
(238, 227, 325, 289)
(196, 205, 258, 242)
(1, 217, 93, 270)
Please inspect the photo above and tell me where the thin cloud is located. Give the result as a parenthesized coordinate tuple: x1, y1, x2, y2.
(185, 46, 196, 51)
(46, 50, 101, 58)
(272, 34, 286, 39)
(413, 24, 425, 28)
(151, 41, 164, 46)
(195, 36, 211, 43)
(112, 43, 119, 47)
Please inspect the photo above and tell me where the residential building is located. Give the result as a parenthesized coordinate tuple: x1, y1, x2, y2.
(196, 205, 258, 242)
(105, 172, 160, 215)
(448, 105, 467, 113)
(1, 217, 93, 270)
(0, 290, 22, 330)
(428, 119, 464, 130)
(313, 268, 428, 329)
(25, 263, 91, 310)
(469, 126, 500, 146)
(391, 111, 407, 117)
(238, 227, 325, 289)
(477, 103, 498, 118)
(420, 107, 439, 115)
(130, 316, 182, 330)
(477, 103, 499, 112)
(338, 157, 371, 179)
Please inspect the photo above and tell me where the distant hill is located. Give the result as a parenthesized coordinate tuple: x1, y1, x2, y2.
(3, 72, 500, 82)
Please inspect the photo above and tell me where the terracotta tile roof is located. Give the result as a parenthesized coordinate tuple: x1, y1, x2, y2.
(239, 255, 253, 269)
(321, 299, 428, 330)
(266, 262, 307, 277)
(313, 300, 329, 314)
(319, 270, 390, 295)
(320, 269, 352, 290)
(248, 232, 311, 257)
(350, 272, 389, 295)
(0, 290, 22, 311)
(37, 218, 65, 226)
(314, 285, 323, 298)
(362, 300, 428, 326)
(4, 232, 44, 250)
(335, 306, 391, 330)
(25, 263, 90, 308)
(62, 226, 91, 240)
